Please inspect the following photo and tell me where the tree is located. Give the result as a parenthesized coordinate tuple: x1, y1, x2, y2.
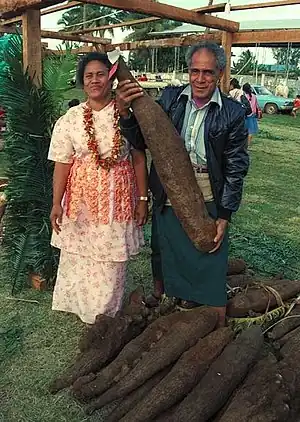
(232, 49, 257, 74)
(272, 47, 300, 68)
(58, 4, 128, 37)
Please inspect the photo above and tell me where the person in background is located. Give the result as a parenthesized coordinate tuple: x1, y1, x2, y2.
(48, 52, 147, 325)
(229, 78, 252, 116)
(291, 94, 300, 118)
(119, 41, 249, 326)
(243, 83, 259, 145)
(68, 98, 80, 108)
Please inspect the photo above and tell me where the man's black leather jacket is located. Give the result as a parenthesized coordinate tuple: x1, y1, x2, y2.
(120, 85, 249, 221)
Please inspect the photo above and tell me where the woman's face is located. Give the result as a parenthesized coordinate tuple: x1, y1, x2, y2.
(83, 60, 112, 101)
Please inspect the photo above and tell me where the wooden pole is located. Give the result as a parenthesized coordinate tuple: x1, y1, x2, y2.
(220, 31, 232, 94)
(22, 9, 42, 86)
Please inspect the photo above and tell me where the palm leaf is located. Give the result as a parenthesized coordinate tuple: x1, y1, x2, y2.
(0, 35, 75, 293)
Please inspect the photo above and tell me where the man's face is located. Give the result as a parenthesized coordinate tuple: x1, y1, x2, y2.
(189, 49, 222, 101)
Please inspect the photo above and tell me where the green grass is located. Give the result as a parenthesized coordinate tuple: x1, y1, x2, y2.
(0, 151, 7, 178)
(0, 113, 300, 421)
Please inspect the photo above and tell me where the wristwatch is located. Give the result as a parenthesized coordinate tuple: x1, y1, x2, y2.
(139, 196, 148, 202)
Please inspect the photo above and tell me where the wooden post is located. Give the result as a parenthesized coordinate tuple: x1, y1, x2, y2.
(22, 9, 42, 86)
(221, 31, 232, 94)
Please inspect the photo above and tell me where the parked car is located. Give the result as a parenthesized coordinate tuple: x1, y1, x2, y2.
(251, 85, 294, 115)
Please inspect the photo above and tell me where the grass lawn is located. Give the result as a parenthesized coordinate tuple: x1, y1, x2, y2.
(0, 113, 300, 421)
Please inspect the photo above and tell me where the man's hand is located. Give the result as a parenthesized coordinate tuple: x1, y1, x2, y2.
(115, 80, 144, 118)
(50, 204, 63, 235)
(209, 218, 228, 254)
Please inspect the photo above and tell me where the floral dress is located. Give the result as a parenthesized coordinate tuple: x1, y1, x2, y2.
(48, 101, 144, 324)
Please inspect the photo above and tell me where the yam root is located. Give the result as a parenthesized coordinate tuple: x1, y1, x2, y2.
(280, 329, 300, 360)
(116, 57, 216, 252)
(226, 274, 253, 289)
(120, 327, 234, 422)
(267, 305, 300, 340)
(73, 307, 216, 401)
(227, 280, 300, 317)
(50, 310, 148, 394)
(218, 354, 292, 422)
(171, 326, 264, 422)
(85, 308, 218, 414)
(105, 368, 171, 422)
(278, 325, 300, 348)
(227, 259, 246, 276)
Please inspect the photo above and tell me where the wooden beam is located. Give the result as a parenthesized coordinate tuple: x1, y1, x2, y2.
(69, 16, 161, 34)
(0, 1, 62, 18)
(82, 0, 239, 32)
(105, 32, 223, 52)
(220, 31, 232, 94)
(231, 0, 300, 11)
(69, 3, 227, 35)
(232, 29, 300, 45)
(22, 9, 42, 86)
(0, 25, 112, 43)
(1, 1, 82, 25)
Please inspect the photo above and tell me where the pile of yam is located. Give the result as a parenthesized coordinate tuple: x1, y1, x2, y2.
(50, 259, 300, 421)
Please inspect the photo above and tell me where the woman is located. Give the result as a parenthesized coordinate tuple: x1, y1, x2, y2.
(229, 78, 244, 102)
(48, 52, 148, 324)
(243, 83, 259, 144)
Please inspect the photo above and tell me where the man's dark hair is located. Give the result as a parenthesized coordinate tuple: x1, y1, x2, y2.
(68, 98, 80, 108)
(186, 41, 226, 71)
(76, 52, 112, 87)
(230, 78, 241, 89)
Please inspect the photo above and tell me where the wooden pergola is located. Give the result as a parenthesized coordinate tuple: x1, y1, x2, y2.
(0, 0, 300, 91)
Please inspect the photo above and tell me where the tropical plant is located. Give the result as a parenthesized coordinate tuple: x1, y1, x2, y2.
(0, 35, 76, 293)
(58, 4, 128, 37)
(232, 49, 257, 74)
(272, 47, 300, 68)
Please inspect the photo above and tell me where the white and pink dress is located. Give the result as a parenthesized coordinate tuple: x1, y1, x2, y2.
(48, 101, 143, 324)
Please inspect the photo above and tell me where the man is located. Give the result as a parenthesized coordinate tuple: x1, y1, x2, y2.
(117, 41, 249, 325)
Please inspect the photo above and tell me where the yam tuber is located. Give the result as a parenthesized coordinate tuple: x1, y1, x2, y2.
(227, 258, 246, 276)
(116, 57, 216, 252)
(73, 308, 216, 401)
(85, 308, 218, 414)
(267, 305, 300, 341)
(105, 368, 171, 422)
(218, 354, 292, 422)
(227, 280, 300, 317)
(226, 274, 253, 289)
(171, 326, 264, 422)
(120, 327, 234, 422)
(50, 309, 148, 393)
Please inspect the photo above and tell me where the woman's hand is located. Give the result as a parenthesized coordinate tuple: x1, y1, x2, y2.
(135, 200, 148, 226)
(115, 80, 144, 118)
(50, 204, 63, 235)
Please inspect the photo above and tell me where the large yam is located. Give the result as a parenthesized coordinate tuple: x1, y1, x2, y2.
(85, 308, 218, 414)
(227, 280, 300, 317)
(218, 354, 292, 422)
(50, 309, 147, 393)
(120, 327, 233, 422)
(171, 326, 264, 422)
(105, 368, 170, 422)
(227, 258, 246, 276)
(73, 308, 215, 401)
(267, 305, 300, 340)
(116, 57, 216, 252)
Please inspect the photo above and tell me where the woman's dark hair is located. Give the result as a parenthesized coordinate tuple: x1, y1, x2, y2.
(243, 83, 253, 98)
(76, 52, 112, 86)
(230, 78, 241, 89)
(68, 98, 80, 108)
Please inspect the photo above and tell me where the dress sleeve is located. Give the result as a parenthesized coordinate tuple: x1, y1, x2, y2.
(48, 114, 74, 164)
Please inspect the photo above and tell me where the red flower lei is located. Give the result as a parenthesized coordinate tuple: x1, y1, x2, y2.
(84, 100, 123, 171)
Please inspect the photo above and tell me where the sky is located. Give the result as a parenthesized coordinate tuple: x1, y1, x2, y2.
(42, 0, 300, 65)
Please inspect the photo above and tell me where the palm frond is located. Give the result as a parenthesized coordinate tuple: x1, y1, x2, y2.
(0, 34, 75, 293)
